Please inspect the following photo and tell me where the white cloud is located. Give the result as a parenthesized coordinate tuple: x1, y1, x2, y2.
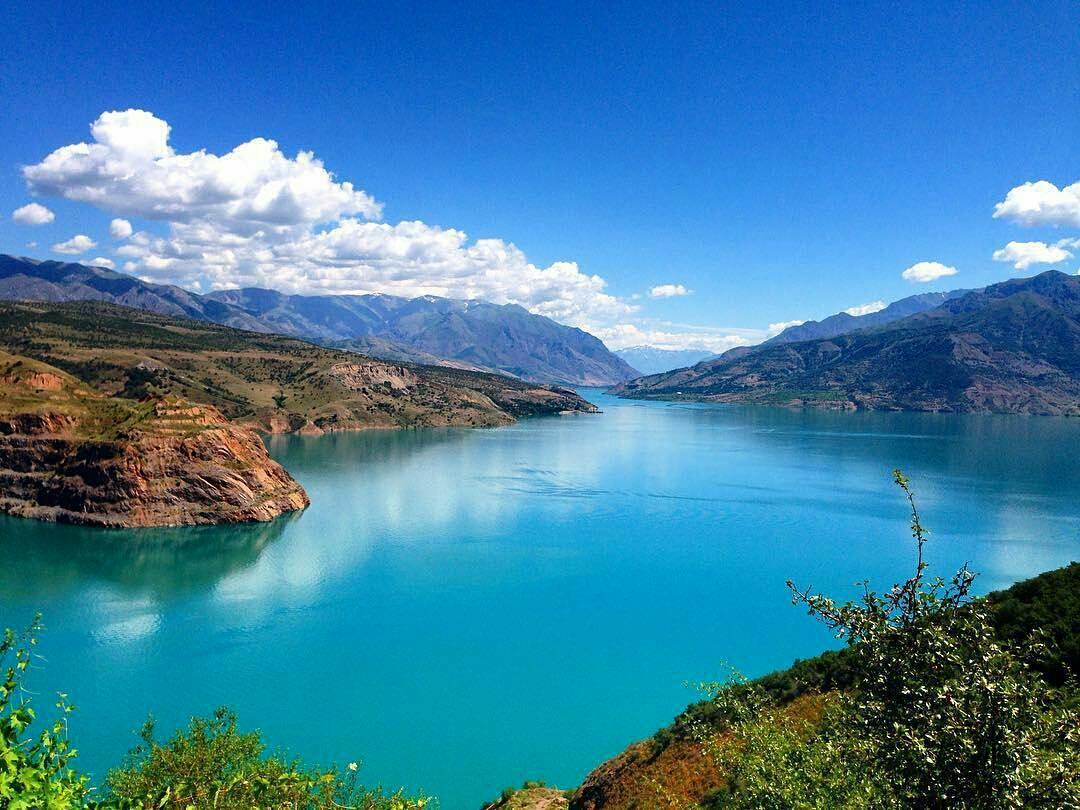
(24, 109, 382, 230)
(595, 322, 755, 353)
(88, 256, 115, 269)
(993, 180, 1080, 228)
(844, 300, 886, 317)
(992, 240, 1073, 270)
(766, 319, 805, 336)
(23, 110, 635, 328)
(109, 218, 133, 239)
(12, 202, 55, 225)
(649, 283, 691, 298)
(51, 234, 97, 255)
(901, 261, 958, 283)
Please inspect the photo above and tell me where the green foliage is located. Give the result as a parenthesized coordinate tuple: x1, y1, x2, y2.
(480, 780, 560, 810)
(666, 561, 1080, 757)
(697, 681, 874, 809)
(699, 471, 1080, 809)
(0, 620, 429, 810)
(988, 562, 1080, 687)
(0, 615, 90, 809)
(101, 708, 428, 809)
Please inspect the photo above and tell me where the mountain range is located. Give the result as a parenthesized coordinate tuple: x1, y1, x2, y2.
(614, 271, 1080, 415)
(764, 289, 970, 345)
(0, 255, 637, 386)
(614, 346, 716, 375)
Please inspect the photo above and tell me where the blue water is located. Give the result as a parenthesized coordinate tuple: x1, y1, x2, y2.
(1, 391, 1078, 808)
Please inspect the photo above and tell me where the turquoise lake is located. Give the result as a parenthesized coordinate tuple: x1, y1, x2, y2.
(1, 390, 1078, 808)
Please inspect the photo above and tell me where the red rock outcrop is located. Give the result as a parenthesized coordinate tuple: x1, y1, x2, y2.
(0, 399, 308, 528)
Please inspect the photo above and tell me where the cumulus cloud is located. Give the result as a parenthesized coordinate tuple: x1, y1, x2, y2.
(23, 110, 636, 327)
(901, 261, 958, 283)
(594, 322, 756, 353)
(24, 109, 382, 230)
(649, 283, 691, 298)
(110, 218, 133, 239)
(12, 202, 55, 225)
(51, 234, 97, 254)
(88, 256, 115, 269)
(993, 180, 1080, 228)
(992, 240, 1073, 270)
(844, 300, 886, 317)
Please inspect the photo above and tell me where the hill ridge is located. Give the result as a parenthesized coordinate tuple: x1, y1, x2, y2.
(613, 271, 1080, 415)
(0, 255, 636, 386)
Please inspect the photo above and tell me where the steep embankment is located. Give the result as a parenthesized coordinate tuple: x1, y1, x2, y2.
(614, 271, 1080, 415)
(0, 352, 308, 527)
(0, 300, 597, 435)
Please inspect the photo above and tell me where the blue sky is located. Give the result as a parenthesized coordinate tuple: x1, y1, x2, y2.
(2, 0, 1078, 350)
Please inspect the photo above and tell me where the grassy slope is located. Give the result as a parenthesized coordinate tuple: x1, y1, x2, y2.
(0, 300, 594, 432)
(0, 350, 215, 440)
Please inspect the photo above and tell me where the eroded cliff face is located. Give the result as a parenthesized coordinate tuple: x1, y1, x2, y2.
(0, 363, 308, 528)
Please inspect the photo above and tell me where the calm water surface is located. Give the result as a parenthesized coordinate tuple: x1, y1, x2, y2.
(2, 391, 1078, 808)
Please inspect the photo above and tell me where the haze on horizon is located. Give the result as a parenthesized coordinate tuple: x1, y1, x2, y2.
(2, 0, 1077, 353)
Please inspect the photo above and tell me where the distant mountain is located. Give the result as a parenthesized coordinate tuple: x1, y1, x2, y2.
(207, 287, 639, 386)
(613, 271, 1080, 415)
(765, 289, 970, 345)
(0, 255, 636, 386)
(615, 346, 715, 375)
(0, 255, 270, 331)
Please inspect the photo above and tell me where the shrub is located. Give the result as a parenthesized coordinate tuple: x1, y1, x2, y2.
(0, 617, 429, 810)
(0, 615, 90, 809)
(101, 708, 428, 809)
(699, 471, 1080, 809)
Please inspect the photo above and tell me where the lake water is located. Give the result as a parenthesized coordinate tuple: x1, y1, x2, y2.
(2, 390, 1078, 808)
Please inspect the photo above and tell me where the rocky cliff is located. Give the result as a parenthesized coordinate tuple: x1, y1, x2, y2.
(0, 353, 308, 528)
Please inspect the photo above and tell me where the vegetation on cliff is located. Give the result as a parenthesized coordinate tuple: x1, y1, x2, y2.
(0, 300, 596, 434)
(0, 301, 595, 527)
(696, 472, 1078, 807)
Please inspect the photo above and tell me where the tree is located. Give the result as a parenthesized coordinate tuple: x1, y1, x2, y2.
(700, 471, 1080, 809)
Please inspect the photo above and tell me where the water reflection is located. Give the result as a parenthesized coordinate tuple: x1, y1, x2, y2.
(3, 401, 1077, 611)
(0, 512, 296, 602)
